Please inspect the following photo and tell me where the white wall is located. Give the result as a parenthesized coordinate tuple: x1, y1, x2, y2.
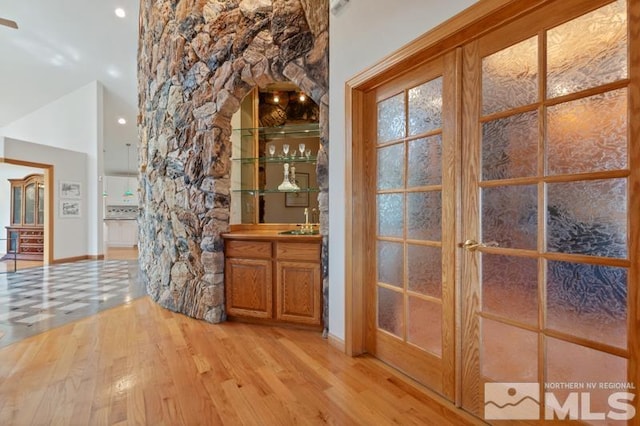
(328, 0, 478, 341)
(0, 163, 43, 244)
(0, 81, 104, 257)
(1, 137, 88, 260)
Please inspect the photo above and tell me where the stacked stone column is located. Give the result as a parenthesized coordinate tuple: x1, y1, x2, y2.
(138, 0, 329, 325)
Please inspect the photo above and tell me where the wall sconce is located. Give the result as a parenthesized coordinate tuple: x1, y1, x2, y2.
(273, 93, 280, 103)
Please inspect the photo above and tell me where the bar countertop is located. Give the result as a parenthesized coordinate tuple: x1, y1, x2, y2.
(222, 227, 321, 242)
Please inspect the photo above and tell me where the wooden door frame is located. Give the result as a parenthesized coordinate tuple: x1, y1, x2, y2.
(0, 158, 54, 265)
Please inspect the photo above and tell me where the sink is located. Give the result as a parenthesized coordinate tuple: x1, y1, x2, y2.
(278, 229, 319, 235)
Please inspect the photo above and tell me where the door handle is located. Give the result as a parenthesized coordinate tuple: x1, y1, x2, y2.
(462, 239, 499, 252)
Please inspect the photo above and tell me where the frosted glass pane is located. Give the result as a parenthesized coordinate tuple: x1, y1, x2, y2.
(482, 111, 538, 180)
(12, 187, 21, 224)
(407, 191, 441, 241)
(546, 337, 627, 417)
(481, 318, 537, 382)
(407, 297, 442, 357)
(377, 93, 406, 143)
(547, 0, 627, 98)
(377, 143, 405, 190)
(407, 244, 441, 298)
(482, 185, 537, 250)
(24, 184, 35, 225)
(482, 36, 538, 115)
(547, 179, 627, 258)
(377, 241, 403, 288)
(408, 136, 442, 187)
(37, 185, 44, 225)
(482, 254, 537, 326)
(378, 286, 403, 337)
(408, 77, 443, 136)
(547, 261, 627, 349)
(546, 89, 627, 175)
(377, 194, 403, 238)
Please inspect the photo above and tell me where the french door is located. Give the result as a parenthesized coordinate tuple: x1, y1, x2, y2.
(363, 0, 638, 422)
(365, 50, 459, 398)
(461, 0, 636, 422)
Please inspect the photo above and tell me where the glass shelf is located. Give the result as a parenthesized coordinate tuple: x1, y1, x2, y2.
(232, 188, 320, 195)
(233, 156, 317, 164)
(233, 123, 320, 139)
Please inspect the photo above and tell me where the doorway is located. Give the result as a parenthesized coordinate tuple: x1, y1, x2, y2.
(0, 160, 54, 271)
(347, 0, 638, 422)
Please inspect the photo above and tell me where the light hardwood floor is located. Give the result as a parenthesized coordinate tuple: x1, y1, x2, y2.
(0, 297, 482, 425)
(104, 246, 138, 260)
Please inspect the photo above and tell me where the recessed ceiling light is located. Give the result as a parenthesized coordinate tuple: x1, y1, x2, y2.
(118, 117, 127, 125)
(115, 8, 126, 18)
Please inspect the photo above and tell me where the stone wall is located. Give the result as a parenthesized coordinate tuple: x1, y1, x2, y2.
(137, 0, 329, 324)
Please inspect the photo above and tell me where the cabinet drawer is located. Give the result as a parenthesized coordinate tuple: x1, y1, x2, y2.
(225, 240, 272, 259)
(276, 242, 320, 262)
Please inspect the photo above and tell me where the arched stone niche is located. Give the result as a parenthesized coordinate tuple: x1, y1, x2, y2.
(137, 0, 329, 324)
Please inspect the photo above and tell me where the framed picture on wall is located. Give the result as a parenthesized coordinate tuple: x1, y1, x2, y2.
(59, 200, 81, 218)
(59, 181, 81, 199)
(285, 173, 309, 207)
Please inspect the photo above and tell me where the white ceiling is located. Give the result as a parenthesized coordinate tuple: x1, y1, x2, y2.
(0, 0, 139, 175)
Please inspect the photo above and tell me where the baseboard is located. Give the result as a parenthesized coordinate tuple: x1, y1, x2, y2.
(327, 333, 346, 353)
(53, 254, 103, 264)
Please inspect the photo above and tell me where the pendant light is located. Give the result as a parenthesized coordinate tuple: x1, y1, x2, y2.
(124, 143, 134, 197)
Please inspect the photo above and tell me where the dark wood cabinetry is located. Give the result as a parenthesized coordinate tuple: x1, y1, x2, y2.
(4, 174, 45, 260)
(223, 233, 322, 328)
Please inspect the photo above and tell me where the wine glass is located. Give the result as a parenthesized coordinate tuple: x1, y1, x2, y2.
(268, 143, 276, 158)
(298, 143, 306, 158)
(282, 143, 290, 158)
(305, 148, 312, 159)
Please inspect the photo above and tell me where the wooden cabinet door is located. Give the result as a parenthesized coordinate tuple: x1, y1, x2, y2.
(225, 258, 273, 318)
(276, 260, 321, 325)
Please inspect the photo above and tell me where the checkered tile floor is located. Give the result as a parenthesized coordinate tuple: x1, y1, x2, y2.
(0, 260, 146, 347)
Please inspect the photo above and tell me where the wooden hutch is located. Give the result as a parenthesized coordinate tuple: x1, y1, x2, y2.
(4, 174, 45, 260)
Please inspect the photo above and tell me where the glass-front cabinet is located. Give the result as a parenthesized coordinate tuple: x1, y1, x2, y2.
(231, 86, 320, 225)
(4, 174, 45, 260)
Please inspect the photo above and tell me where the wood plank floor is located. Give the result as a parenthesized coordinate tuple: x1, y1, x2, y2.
(0, 297, 482, 425)
(104, 246, 138, 261)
